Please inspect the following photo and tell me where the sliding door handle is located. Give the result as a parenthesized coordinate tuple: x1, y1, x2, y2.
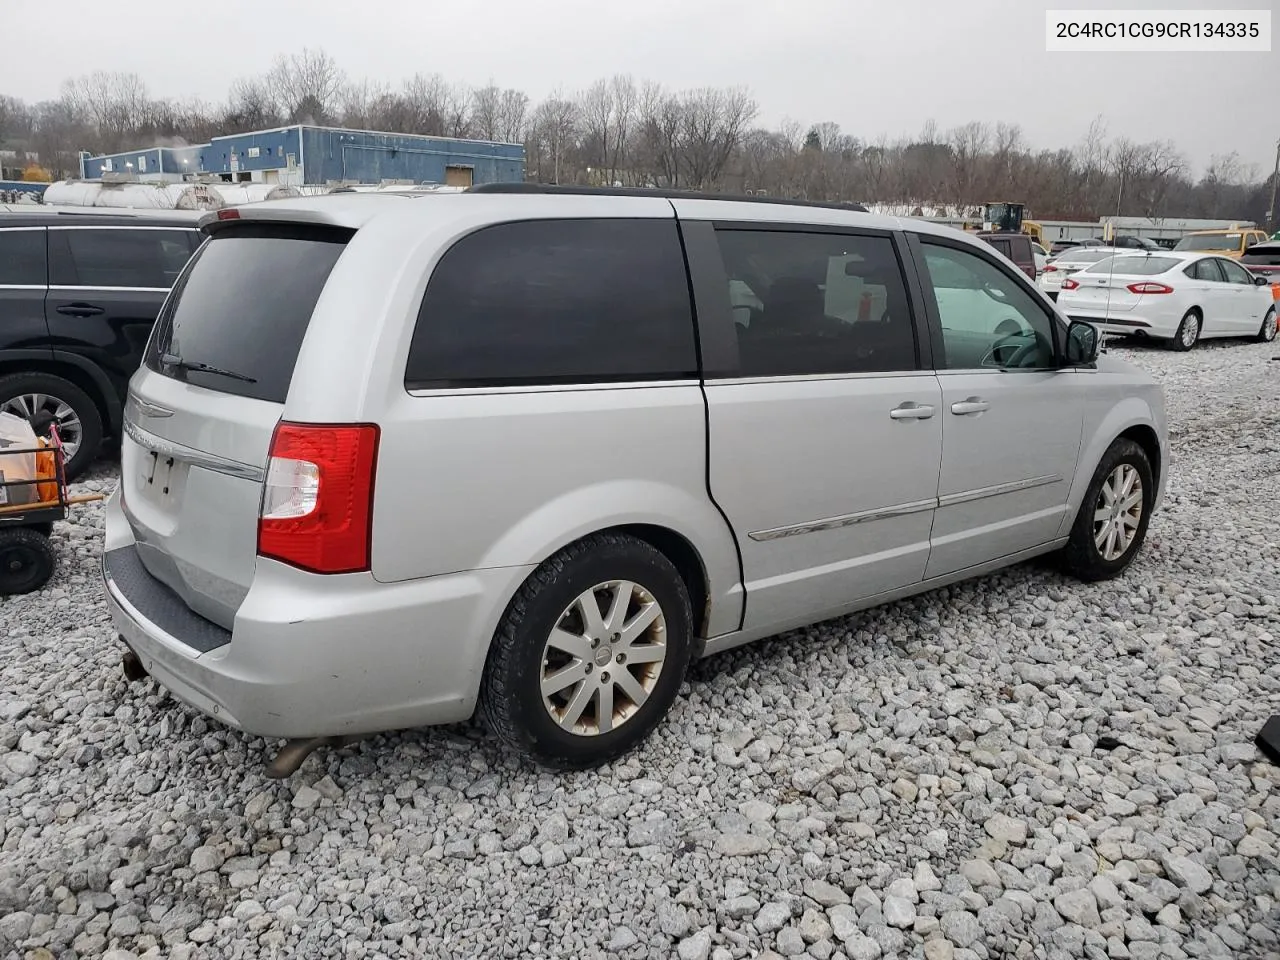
(951, 398, 990, 416)
(890, 403, 935, 420)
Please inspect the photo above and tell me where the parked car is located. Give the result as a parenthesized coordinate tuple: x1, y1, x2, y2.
(0, 210, 202, 477)
(103, 185, 1168, 770)
(1173, 228, 1270, 259)
(1241, 240, 1280, 282)
(1108, 235, 1162, 252)
(1057, 251, 1277, 350)
(1040, 246, 1134, 300)
(977, 231, 1036, 282)
(1032, 242, 1049, 279)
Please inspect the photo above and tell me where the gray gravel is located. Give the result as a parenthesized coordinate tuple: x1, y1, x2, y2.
(2, 338, 1279, 960)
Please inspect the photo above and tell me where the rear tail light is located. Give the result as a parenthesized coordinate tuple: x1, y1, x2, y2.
(1126, 282, 1173, 294)
(1061, 278, 1080, 291)
(216, 208, 241, 220)
(257, 422, 380, 574)
(1044, 265, 1058, 273)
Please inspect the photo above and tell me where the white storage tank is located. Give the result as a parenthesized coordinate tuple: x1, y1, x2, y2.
(42, 180, 300, 211)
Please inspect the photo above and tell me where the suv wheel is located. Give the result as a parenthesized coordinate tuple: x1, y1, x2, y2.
(480, 532, 693, 768)
(1256, 306, 1277, 343)
(1061, 438, 1154, 581)
(0, 373, 104, 482)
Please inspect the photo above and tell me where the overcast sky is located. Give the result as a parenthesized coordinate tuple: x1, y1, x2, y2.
(4, 0, 1276, 176)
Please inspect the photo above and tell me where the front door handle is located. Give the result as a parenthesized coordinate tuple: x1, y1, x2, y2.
(890, 402, 935, 420)
(56, 303, 105, 317)
(951, 397, 991, 416)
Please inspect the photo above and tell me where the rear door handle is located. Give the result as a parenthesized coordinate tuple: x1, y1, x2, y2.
(56, 303, 105, 317)
(950, 397, 991, 416)
(890, 403, 935, 420)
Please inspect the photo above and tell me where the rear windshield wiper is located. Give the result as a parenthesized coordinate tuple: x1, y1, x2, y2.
(160, 353, 257, 384)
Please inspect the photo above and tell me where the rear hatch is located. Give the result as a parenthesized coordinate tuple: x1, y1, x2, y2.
(120, 221, 350, 628)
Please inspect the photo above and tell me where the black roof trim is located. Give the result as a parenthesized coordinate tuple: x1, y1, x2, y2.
(0, 210, 199, 227)
(467, 182, 870, 214)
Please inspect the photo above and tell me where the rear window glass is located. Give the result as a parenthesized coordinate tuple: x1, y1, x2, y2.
(1242, 248, 1280, 266)
(49, 228, 196, 288)
(0, 229, 45, 285)
(1082, 256, 1178, 276)
(144, 225, 349, 403)
(1174, 234, 1240, 252)
(1059, 250, 1113, 264)
(405, 219, 697, 389)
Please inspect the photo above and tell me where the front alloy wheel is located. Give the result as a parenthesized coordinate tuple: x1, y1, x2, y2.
(1092, 464, 1143, 561)
(540, 580, 667, 736)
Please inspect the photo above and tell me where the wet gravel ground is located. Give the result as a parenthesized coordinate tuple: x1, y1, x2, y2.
(1, 338, 1278, 960)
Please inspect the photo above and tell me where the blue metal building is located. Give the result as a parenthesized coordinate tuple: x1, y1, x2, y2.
(82, 125, 525, 187)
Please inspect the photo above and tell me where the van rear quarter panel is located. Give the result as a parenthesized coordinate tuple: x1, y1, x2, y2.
(283, 196, 744, 638)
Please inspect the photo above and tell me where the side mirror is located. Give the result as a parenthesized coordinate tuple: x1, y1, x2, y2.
(1065, 320, 1100, 366)
(1256, 275, 1272, 286)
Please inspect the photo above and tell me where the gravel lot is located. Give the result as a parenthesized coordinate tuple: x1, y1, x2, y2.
(2, 339, 1278, 960)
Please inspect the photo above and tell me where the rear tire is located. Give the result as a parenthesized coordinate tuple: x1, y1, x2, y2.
(479, 532, 694, 768)
(1256, 306, 1277, 343)
(0, 372, 104, 481)
(1168, 309, 1200, 351)
(1061, 438, 1154, 582)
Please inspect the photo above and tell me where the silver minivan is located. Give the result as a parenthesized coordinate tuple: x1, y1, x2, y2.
(103, 186, 1168, 771)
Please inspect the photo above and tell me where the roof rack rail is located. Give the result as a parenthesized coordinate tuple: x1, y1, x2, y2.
(466, 182, 870, 214)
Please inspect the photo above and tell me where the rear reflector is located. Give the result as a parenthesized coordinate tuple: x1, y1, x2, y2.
(1061, 278, 1080, 291)
(1126, 282, 1173, 294)
(257, 422, 379, 574)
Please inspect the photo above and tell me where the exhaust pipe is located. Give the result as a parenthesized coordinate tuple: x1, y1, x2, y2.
(265, 736, 356, 779)
(121, 649, 148, 682)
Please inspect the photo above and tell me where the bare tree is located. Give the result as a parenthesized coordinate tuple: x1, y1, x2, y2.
(400, 73, 470, 137)
(61, 71, 150, 153)
(266, 48, 345, 124)
(224, 76, 284, 133)
(678, 87, 756, 189)
(527, 93, 580, 183)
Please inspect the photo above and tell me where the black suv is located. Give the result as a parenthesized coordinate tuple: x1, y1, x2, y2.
(0, 210, 201, 477)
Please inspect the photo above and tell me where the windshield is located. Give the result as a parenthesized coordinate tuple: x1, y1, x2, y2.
(1174, 234, 1241, 252)
(1081, 256, 1178, 276)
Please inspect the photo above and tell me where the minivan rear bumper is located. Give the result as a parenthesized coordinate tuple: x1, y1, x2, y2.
(102, 488, 533, 739)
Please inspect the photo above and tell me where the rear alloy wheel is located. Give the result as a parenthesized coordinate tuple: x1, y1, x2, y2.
(1062, 438, 1154, 581)
(480, 533, 693, 768)
(1256, 307, 1277, 343)
(1169, 310, 1200, 351)
(0, 372, 103, 481)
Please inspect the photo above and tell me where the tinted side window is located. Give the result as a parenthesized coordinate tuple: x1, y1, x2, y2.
(921, 241, 1056, 371)
(0, 229, 46, 285)
(50, 229, 196, 288)
(713, 229, 917, 377)
(406, 219, 696, 389)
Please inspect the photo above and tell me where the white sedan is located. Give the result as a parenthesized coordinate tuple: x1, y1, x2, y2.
(1039, 246, 1134, 299)
(1057, 251, 1278, 350)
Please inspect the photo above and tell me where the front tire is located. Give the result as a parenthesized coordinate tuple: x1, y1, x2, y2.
(0, 372, 104, 481)
(1256, 306, 1277, 343)
(1061, 438, 1154, 582)
(1168, 309, 1201, 352)
(479, 533, 694, 768)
